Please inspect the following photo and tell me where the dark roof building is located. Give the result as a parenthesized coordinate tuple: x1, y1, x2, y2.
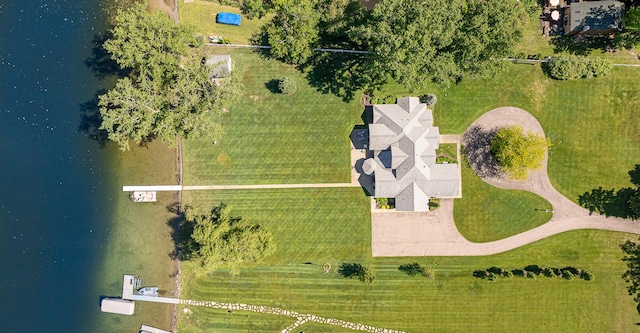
(564, 0, 624, 36)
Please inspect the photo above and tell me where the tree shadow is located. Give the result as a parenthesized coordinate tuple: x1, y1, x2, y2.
(84, 32, 131, 80)
(78, 90, 109, 146)
(578, 180, 639, 220)
(264, 79, 280, 94)
(337, 262, 362, 278)
(461, 125, 501, 179)
(629, 164, 640, 187)
(167, 202, 198, 261)
(301, 52, 378, 103)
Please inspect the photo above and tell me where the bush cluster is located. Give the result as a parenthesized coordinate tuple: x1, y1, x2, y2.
(278, 76, 297, 95)
(420, 93, 437, 106)
(513, 53, 545, 60)
(473, 265, 593, 281)
(399, 262, 432, 278)
(370, 95, 398, 104)
(545, 55, 612, 80)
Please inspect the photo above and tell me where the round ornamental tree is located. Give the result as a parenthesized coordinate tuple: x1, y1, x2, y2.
(489, 125, 550, 180)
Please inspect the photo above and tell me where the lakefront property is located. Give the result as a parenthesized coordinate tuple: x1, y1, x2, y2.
(89, 0, 640, 332)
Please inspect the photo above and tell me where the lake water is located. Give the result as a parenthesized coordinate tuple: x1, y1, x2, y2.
(0, 0, 120, 331)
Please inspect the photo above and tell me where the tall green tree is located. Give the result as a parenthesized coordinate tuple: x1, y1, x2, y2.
(357, 0, 527, 90)
(99, 5, 237, 150)
(621, 238, 640, 302)
(190, 204, 276, 276)
(104, 4, 196, 84)
(490, 125, 550, 180)
(263, 0, 320, 64)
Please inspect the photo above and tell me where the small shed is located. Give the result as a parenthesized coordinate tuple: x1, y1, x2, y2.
(101, 298, 135, 315)
(216, 12, 241, 26)
(206, 55, 233, 82)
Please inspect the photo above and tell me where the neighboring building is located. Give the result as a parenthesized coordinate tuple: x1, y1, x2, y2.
(563, 0, 624, 36)
(363, 97, 460, 212)
(205, 55, 232, 84)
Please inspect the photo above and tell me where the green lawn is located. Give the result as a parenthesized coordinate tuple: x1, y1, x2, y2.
(182, 49, 364, 185)
(455, 161, 552, 243)
(175, 3, 640, 332)
(177, 189, 639, 332)
(178, 0, 272, 45)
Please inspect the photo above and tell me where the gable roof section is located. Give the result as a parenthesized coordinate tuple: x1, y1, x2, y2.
(367, 97, 460, 211)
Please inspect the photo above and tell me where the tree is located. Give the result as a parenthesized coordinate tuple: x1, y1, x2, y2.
(189, 204, 276, 276)
(278, 76, 297, 95)
(621, 238, 640, 302)
(263, 0, 320, 64)
(356, 0, 527, 90)
(399, 262, 430, 278)
(489, 125, 550, 180)
(624, 6, 640, 31)
(104, 4, 197, 85)
(99, 5, 238, 150)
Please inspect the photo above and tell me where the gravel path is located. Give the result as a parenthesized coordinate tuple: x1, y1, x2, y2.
(373, 107, 640, 257)
(181, 299, 406, 333)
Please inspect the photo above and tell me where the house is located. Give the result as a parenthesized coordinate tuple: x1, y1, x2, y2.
(362, 97, 460, 212)
(563, 0, 624, 36)
(205, 55, 232, 84)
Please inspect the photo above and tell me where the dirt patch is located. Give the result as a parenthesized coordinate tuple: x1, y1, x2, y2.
(249, 95, 260, 102)
(147, 0, 177, 22)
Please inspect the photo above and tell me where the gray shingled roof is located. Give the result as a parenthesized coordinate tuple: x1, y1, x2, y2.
(205, 55, 232, 79)
(365, 97, 460, 212)
(567, 0, 623, 33)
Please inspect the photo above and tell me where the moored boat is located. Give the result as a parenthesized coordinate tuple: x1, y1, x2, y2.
(138, 287, 159, 297)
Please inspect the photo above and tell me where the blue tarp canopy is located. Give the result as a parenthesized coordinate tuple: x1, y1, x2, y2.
(216, 12, 241, 26)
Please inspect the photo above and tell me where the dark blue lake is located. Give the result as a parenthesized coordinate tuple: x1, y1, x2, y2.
(0, 0, 119, 331)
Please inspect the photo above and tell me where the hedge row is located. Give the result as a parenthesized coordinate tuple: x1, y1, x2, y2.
(473, 265, 593, 281)
(545, 55, 612, 80)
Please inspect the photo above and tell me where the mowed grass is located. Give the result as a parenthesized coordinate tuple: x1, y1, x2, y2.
(183, 49, 364, 185)
(178, 0, 272, 44)
(178, 190, 637, 332)
(455, 161, 552, 242)
(379, 64, 640, 203)
(182, 188, 372, 263)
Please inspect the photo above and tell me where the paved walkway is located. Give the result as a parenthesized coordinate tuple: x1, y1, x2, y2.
(372, 107, 640, 257)
(181, 299, 405, 333)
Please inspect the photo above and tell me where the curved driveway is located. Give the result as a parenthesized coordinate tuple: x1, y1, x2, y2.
(372, 107, 640, 257)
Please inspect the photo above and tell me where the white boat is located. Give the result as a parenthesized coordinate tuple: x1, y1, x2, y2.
(138, 287, 159, 297)
(130, 191, 157, 202)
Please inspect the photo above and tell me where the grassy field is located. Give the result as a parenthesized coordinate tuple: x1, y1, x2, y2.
(454, 161, 552, 243)
(177, 189, 638, 332)
(182, 49, 364, 185)
(178, 0, 272, 44)
(175, 3, 640, 332)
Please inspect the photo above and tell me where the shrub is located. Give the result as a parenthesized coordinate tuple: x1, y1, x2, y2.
(512, 269, 525, 277)
(399, 262, 431, 278)
(542, 267, 554, 278)
(524, 264, 543, 275)
(589, 58, 613, 77)
(422, 93, 437, 106)
(561, 266, 579, 275)
(580, 270, 594, 281)
(545, 55, 612, 80)
(358, 265, 376, 284)
(278, 77, 297, 95)
(429, 198, 440, 211)
(562, 271, 575, 280)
